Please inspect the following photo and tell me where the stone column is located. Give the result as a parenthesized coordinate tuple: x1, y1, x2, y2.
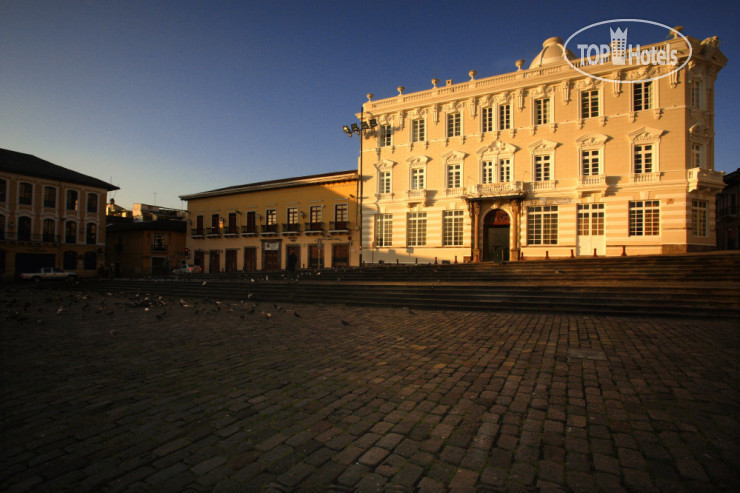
(510, 200, 521, 261)
(472, 202, 481, 263)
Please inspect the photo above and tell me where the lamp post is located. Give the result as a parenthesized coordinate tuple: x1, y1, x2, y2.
(343, 109, 377, 266)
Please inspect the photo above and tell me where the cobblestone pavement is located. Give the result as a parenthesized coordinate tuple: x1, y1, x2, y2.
(1, 287, 738, 492)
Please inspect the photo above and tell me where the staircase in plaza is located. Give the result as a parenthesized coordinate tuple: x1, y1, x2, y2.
(73, 252, 740, 317)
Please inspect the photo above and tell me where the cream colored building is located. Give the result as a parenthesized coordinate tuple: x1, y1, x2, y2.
(180, 171, 359, 272)
(357, 33, 727, 263)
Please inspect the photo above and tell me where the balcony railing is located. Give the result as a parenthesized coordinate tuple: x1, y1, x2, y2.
(329, 221, 350, 232)
(687, 167, 725, 192)
(151, 244, 167, 253)
(223, 226, 239, 236)
(191, 228, 205, 238)
(282, 223, 301, 234)
(305, 222, 324, 234)
(0, 233, 62, 243)
(476, 181, 524, 197)
(206, 226, 222, 237)
(630, 172, 661, 184)
(262, 224, 278, 235)
(241, 224, 258, 236)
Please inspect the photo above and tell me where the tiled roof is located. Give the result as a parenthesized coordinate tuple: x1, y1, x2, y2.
(0, 148, 119, 191)
(180, 169, 357, 201)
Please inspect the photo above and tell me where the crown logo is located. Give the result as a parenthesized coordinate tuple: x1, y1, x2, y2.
(610, 27, 628, 65)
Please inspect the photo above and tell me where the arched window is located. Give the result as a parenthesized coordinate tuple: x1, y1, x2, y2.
(17, 216, 31, 241)
(43, 219, 56, 242)
(65, 221, 77, 244)
(87, 193, 98, 213)
(86, 223, 97, 245)
(19, 182, 33, 205)
(63, 251, 77, 270)
(66, 190, 78, 211)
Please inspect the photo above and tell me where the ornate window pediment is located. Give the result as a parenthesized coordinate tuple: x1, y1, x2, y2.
(408, 108, 428, 119)
(374, 159, 397, 172)
(627, 127, 664, 144)
(689, 123, 712, 143)
(477, 141, 518, 158)
(406, 155, 430, 169)
(576, 133, 610, 148)
(443, 101, 465, 113)
(528, 139, 560, 154)
(441, 150, 467, 165)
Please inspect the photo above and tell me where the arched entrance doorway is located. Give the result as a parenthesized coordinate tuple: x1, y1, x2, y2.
(483, 209, 510, 262)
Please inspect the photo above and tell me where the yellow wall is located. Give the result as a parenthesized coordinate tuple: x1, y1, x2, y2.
(184, 177, 359, 271)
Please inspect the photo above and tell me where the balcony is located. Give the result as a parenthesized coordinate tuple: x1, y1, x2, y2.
(261, 224, 278, 235)
(151, 244, 167, 253)
(443, 187, 465, 197)
(577, 174, 608, 195)
(304, 222, 324, 235)
(206, 226, 222, 238)
(406, 189, 430, 204)
(474, 181, 525, 198)
(630, 172, 661, 184)
(329, 221, 351, 233)
(0, 233, 61, 244)
(191, 228, 205, 238)
(282, 223, 301, 235)
(531, 180, 556, 191)
(687, 167, 725, 193)
(241, 225, 258, 236)
(223, 226, 239, 237)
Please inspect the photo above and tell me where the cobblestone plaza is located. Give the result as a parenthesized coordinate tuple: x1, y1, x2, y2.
(1, 287, 738, 491)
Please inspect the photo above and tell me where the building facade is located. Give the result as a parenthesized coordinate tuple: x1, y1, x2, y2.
(105, 219, 188, 277)
(716, 168, 739, 250)
(357, 33, 727, 263)
(0, 148, 118, 280)
(180, 171, 359, 272)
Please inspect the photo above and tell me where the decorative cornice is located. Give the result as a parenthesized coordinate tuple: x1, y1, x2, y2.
(528, 139, 560, 154)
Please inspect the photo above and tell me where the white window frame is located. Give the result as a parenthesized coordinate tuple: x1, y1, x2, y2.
(411, 118, 426, 143)
(375, 214, 392, 247)
(411, 167, 425, 190)
(527, 206, 558, 245)
(534, 97, 551, 125)
(690, 79, 703, 110)
(629, 200, 660, 236)
(446, 112, 461, 137)
(691, 199, 708, 237)
(443, 210, 464, 247)
(580, 89, 600, 118)
(407, 212, 427, 247)
(498, 103, 512, 130)
(379, 124, 392, 147)
(481, 106, 494, 133)
(446, 163, 462, 189)
(379, 171, 392, 194)
(577, 204, 605, 236)
(482, 160, 494, 184)
(691, 143, 703, 169)
(633, 81, 653, 111)
(498, 158, 512, 183)
(628, 127, 663, 179)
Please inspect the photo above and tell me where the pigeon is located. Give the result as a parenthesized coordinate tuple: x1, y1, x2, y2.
(202, 281, 207, 286)
(341, 319, 351, 326)
(294, 311, 300, 318)
(261, 311, 272, 320)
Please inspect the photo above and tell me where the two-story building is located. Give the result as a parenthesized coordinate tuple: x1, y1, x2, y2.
(105, 218, 188, 277)
(357, 33, 727, 263)
(180, 170, 359, 272)
(0, 148, 119, 280)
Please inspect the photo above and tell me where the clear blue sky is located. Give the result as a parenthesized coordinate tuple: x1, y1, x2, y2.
(2, 0, 738, 209)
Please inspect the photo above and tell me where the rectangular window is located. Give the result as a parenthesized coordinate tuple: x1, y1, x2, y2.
(577, 204, 605, 236)
(43, 219, 55, 242)
(581, 90, 599, 118)
(690, 81, 702, 108)
(692, 199, 707, 237)
(527, 206, 558, 245)
(266, 209, 277, 225)
(447, 164, 461, 188)
(581, 149, 600, 176)
(20, 183, 33, 205)
(287, 207, 298, 225)
(379, 171, 392, 194)
(482, 161, 494, 184)
(0, 179, 6, 202)
(499, 158, 511, 183)
(380, 124, 392, 147)
(335, 203, 348, 222)
(228, 212, 237, 234)
(407, 212, 427, 247)
(443, 210, 464, 246)
(375, 214, 392, 247)
(43, 187, 56, 208)
(411, 168, 425, 190)
(498, 104, 511, 130)
(66, 190, 78, 210)
(534, 155, 551, 181)
(87, 193, 98, 213)
(535, 98, 550, 125)
(633, 145, 653, 174)
(447, 112, 461, 137)
(482, 107, 493, 133)
(633, 81, 652, 111)
(692, 143, 703, 168)
(412, 118, 426, 142)
(629, 200, 660, 236)
(196, 215, 204, 235)
(152, 234, 166, 252)
(309, 206, 322, 231)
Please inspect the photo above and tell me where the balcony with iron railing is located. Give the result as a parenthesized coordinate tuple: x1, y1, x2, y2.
(261, 223, 279, 235)
(223, 226, 239, 237)
(329, 221, 351, 232)
(0, 232, 63, 244)
(304, 222, 324, 234)
(282, 223, 301, 235)
(206, 226, 222, 237)
(191, 228, 205, 238)
(241, 224, 258, 236)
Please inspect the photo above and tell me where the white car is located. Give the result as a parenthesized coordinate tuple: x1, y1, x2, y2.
(172, 264, 202, 275)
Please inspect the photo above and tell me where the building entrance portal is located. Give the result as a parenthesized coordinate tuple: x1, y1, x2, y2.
(483, 209, 510, 262)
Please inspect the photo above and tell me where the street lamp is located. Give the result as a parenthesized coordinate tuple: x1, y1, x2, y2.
(343, 110, 377, 266)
